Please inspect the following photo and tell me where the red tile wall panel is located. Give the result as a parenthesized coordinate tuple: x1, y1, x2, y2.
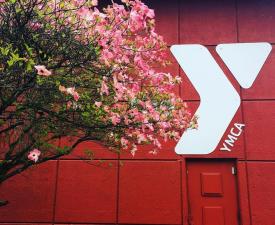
(237, 162, 251, 225)
(0, 161, 57, 222)
(1, 1, 275, 225)
(238, 0, 275, 43)
(118, 161, 182, 224)
(54, 224, 114, 225)
(180, 0, 237, 45)
(54, 160, 118, 223)
(181, 160, 189, 225)
(247, 162, 275, 225)
(179, 70, 200, 101)
(144, 0, 179, 45)
(119, 139, 181, 160)
(59, 137, 118, 160)
(243, 101, 275, 160)
(0, 224, 52, 225)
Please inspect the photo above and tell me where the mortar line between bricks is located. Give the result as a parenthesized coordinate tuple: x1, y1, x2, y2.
(181, 99, 275, 102)
(0, 222, 53, 224)
(5, 222, 116, 225)
(235, 0, 240, 43)
(178, 0, 181, 44)
(179, 160, 184, 225)
(242, 99, 275, 102)
(245, 163, 253, 225)
(239, 73, 253, 225)
(47, 158, 275, 162)
(0, 221, 174, 224)
(116, 154, 121, 224)
(168, 43, 275, 47)
(52, 159, 60, 223)
(240, 88, 248, 162)
(4, 222, 181, 225)
(239, 159, 275, 162)
(51, 158, 181, 161)
(178, 0, 182, 100)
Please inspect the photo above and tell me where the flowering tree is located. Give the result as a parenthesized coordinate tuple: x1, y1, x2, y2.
(0, 0, 196, 198)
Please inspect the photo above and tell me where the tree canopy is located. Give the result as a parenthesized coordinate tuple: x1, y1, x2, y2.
(0, 0, 196, 186)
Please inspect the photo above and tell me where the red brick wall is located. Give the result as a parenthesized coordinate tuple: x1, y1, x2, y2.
(1, 0, 275, 224)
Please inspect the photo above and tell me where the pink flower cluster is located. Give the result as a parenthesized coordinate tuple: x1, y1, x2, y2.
(35, 65, 52, 76)
(28, 149, 41, 163)
(59, 85, 80, 102)
(33, 0, 194, 155)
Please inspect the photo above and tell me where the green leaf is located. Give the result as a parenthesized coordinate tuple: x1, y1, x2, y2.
(0, 47, 9, 56)
(26, 59, 35, 72)
(84, 149, 94, 159)
(7, 52, 25, 67)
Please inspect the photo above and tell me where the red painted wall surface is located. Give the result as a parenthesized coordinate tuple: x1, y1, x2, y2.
(1, 0, 275, 224)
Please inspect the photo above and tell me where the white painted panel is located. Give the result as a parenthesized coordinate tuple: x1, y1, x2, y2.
(216, 43, 272, 89)
(171, 45, 240, 154)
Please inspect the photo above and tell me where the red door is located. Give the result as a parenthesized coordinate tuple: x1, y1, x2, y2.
(186, 160, 239, 225)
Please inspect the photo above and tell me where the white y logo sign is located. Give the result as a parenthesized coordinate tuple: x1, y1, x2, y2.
(171, 43, 272, 154)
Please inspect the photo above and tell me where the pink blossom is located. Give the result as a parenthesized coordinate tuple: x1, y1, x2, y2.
(153, 139, 162, 148)
(129, 10, 144, 31)
(146, 9, 155, 18)
(127, 89, 135, 99)
(174, 76, 182, 84)
(124, 115, 130, 125)
(28, 22, 42, 30)
(28, 149, 41, 163)
(137, 133, 147, 144)
(73, 91, 80, 101)
(159, 122, 171, 129)
(130, 144, 137, 157)
(151, 112, 160, 121)
(103, 105, 110, 112)
(77, 6, 89, 16)
(111, 113, 121, 125)
(34, 65, 52, 76)
(95, 101, 102, 107)
(61, 87, 80, 101)
(138, 100, 145, 108)
(146, 123, 154, 131)
(77, 7, 93, 21)
(149, 149, 158, 155)
(121, 137, 129, 148)
(59, 85, 66, 93)
(66, 87, 75, 95)
(132, 83, 140, 93)
(91, 0, 98, 6)
(101, 49, 114, 63)
(72, 0, 86, 6)
(67, 101, 73, 109)
(98, 38, 108, 48)
(100, 79, 109, 95)
(93, 7, 106, 19)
